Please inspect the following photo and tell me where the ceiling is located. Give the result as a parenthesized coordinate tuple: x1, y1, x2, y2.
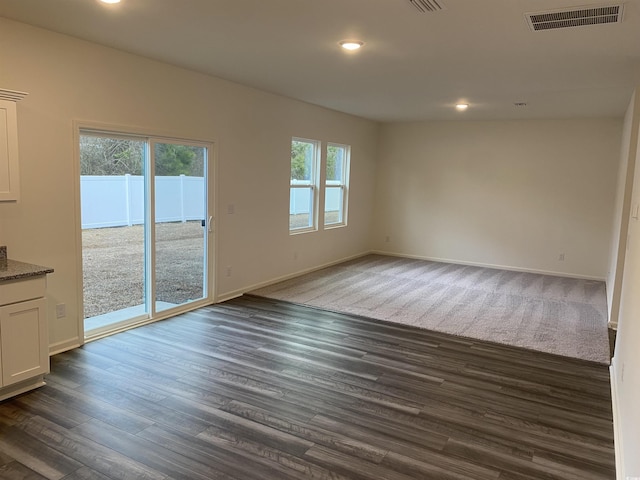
(1, 0, 640, 122)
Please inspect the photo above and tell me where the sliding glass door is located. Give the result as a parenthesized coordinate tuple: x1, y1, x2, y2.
(80, 131, 211, 336)
(152, 141, 208, 314)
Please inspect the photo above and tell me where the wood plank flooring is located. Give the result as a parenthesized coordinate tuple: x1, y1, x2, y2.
(0, 295, 616, 479)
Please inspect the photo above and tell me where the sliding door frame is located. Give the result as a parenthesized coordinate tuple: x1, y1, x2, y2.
(72, 121, 217, 344)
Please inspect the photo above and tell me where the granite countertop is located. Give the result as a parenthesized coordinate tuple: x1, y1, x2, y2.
(0, 246, 54, 282)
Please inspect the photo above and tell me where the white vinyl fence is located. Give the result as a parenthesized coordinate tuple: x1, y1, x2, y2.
(290, 180, 342, 215)
(82, 175, 342, 229)
(80, 175, 205, 229)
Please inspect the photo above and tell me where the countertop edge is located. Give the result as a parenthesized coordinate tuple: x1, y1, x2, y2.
(0, 258, 55, 283)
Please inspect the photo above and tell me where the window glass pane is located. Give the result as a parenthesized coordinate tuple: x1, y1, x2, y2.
(326, 145, 344, 182)
(291, 140, 315, 184)
(325, 143, 349, 227)
(154, 143, 207, 314)
(290, 138, 318, 232)
(79, 134, 145, 321)
(324, 186, 343, 225)
(290, 187, 313, 229)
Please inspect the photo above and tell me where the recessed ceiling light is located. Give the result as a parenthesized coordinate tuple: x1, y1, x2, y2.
(455, 103, 469, 111)
(339, 41, 364, 51)
(100, 0, 121, 3)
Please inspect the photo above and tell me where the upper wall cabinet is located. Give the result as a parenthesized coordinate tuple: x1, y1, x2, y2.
(0, 89, 28, 202)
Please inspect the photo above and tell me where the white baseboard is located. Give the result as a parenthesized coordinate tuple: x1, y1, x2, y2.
(215, 291, 244, 303)
(370, 250, 606, 282)
(610, 358, 625, 480)
(215, 251, 371, 303)
(216, 249, 605, 303)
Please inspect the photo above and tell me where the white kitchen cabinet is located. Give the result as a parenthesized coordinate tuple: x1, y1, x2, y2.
(0, 275, 50, 401)
(0, 89, 28, 202)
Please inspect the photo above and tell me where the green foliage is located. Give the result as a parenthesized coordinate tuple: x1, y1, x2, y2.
(326, 145, 338, 181)
(291, 141, 345, 182)
(291, 141, 310, 181)
(155, 143, 196, 176)
(80, 135, 205, 177)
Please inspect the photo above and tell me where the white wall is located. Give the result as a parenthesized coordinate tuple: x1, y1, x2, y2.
(610, 87, 640, 479)
(373, 119, 621, 279)
(0, 18, 379, 352)
(607, 93, 640, 325)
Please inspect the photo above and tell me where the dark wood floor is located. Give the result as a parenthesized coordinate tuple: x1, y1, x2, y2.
(0, 295, 616, 479)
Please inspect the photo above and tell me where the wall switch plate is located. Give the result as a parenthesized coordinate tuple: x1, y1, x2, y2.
(55, 303, 66, 319)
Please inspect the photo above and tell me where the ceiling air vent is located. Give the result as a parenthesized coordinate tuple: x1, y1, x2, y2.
(526, 4, 623, 31)
(408, 0, 445, 13)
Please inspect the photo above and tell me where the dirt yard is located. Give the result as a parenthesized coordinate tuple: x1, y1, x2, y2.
(82, 222, 204, 318)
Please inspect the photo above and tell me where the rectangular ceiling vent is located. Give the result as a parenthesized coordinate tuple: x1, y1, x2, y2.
(526, 4, 623, 31)
(408, 0, 445, 13)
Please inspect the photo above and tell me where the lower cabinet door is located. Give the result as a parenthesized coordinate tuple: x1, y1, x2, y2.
(0, 298, 48, 386)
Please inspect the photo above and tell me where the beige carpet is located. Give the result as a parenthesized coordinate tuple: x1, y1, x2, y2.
(250, 254, 610, 364)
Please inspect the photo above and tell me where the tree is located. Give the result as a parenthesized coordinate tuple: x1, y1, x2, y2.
(80, 136, 143, 175)
(291, 141, 310, 181)
(187, 147, 205, 177)
(80, 136, 204, 177)
(154, 144, 196, 176)
(326, 145, 338, 181)
(291, 141, 341, 182)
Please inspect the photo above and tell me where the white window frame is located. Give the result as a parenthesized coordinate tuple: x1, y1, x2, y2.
(324, 143, 350, 228)
(290, 137, 320, 234)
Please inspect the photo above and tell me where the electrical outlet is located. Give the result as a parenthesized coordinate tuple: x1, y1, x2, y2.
(55, 303, 66, 319)
(227, 204, 235, 215)
(385, 235, 390, 243)
(293, 252, 298, 261)
(226, 266, 232, 277)
(558, 253, 565, 261)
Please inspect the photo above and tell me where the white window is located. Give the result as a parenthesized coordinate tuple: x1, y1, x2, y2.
(290, 138, 320, 232)
(325, 143, 350, 227)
